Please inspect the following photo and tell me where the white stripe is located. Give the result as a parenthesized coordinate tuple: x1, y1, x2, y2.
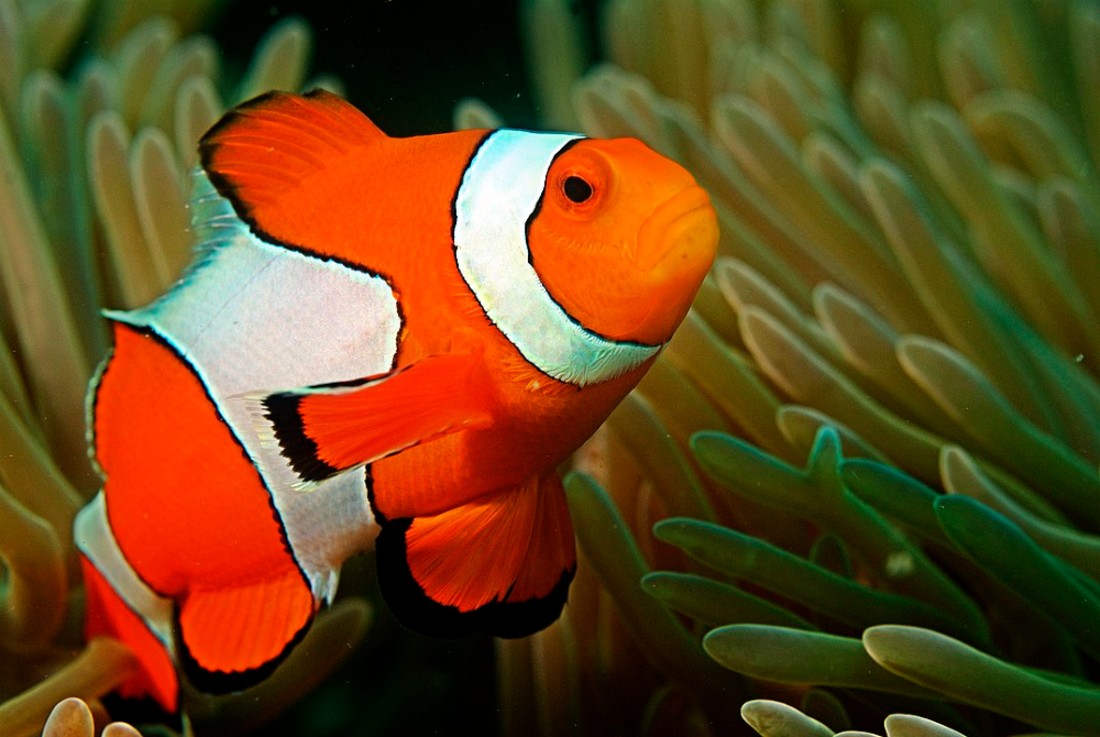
(112, 173, 387, 601)
(453, 130, 661, 387)
(75, 492, 176, 652)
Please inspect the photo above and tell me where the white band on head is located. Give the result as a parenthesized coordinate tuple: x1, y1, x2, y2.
(453, 130, 661, 387)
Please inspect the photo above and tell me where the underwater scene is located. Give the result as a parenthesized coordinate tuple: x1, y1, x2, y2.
(2, 0, 1100, 735)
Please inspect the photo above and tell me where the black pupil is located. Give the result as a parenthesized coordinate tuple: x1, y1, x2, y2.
(563, 176, 593, 203)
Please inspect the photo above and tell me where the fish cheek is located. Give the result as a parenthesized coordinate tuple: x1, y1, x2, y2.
(526, 213, 647, 341)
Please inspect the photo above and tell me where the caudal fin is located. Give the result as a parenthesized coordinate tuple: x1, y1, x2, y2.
(81, 554, 179, 714)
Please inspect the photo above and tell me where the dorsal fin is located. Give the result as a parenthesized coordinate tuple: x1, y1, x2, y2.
(197, 89, 387, 239)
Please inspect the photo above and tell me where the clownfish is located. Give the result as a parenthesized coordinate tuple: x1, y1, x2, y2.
(73, 89, 717, 714)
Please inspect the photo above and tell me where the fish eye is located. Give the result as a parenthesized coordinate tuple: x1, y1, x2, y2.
(562, 175, 593, 204)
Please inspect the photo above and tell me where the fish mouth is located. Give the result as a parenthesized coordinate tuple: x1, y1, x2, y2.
(635, 185, 718, 274)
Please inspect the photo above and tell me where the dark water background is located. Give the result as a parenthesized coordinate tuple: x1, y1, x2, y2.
(202, 2, 599, 734)
(211, 0, 601, 134)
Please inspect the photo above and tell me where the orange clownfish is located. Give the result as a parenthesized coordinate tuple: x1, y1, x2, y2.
(73, 90, 717, 714)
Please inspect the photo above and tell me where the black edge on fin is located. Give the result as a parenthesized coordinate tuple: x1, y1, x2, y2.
(196, 89, 282, 220)
(262, 391, 341, 483)
(196, 90, 334, 247)
(374, 518, 575, 640)
(197, 88, 338, 167)
(174, 603, 314, 696)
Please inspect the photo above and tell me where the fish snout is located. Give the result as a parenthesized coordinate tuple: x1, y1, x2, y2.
(620, 184, 717, 344)
(635, 185, 718, 278)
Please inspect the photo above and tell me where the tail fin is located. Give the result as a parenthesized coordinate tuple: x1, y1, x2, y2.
(76, 495, 179, 714)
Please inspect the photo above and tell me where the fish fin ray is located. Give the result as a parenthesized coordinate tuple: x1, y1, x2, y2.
(253, 352, 495, 484)
(198, 89, 384, 235)
(187, 168, 248, 260)
(176, 568, 314, 693)
(376, 473, 575, 638)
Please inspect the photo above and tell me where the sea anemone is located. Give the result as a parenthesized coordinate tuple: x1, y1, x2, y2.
(7, 0, 1100, 735)
(487, 0, 1100, 735)
(0, 2, 368, 734)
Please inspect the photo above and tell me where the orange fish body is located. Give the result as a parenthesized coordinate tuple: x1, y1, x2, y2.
(74, 90, 717, 713)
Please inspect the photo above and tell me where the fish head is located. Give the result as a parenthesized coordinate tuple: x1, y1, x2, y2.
(527, 137, 718, 347)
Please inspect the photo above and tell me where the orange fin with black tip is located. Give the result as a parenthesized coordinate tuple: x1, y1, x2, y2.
(374, 473, 576, 638)
(259, 352, 495, 484)
(198, 89, 385, 241)
(175, 568, 315, 694)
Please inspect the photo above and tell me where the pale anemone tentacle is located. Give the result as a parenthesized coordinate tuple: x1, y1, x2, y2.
(0, 482, 66, 650)
(0, 638, 138, 737)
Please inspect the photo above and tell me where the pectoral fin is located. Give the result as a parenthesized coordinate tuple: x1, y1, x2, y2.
(257, 352, 495, 484)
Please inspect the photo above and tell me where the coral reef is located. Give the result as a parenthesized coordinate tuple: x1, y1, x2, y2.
(487, 0, 1100, 735)
(0, 1, 367, 734)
